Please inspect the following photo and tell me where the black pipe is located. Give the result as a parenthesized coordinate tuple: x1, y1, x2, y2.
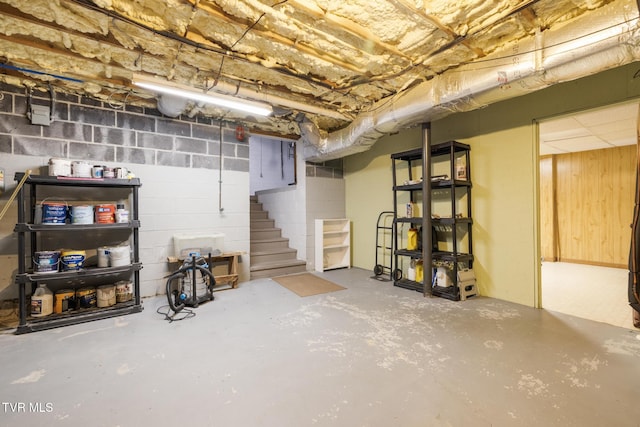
(629, 126, 640, 326)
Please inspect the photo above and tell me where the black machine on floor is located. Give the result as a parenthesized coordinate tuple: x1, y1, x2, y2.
(166, 254, 216, 313)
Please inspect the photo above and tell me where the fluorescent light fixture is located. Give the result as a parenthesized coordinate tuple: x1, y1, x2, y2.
(134, 76, 272, 116)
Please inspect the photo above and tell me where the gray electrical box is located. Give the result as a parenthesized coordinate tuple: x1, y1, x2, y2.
(30, 105, 51, 126)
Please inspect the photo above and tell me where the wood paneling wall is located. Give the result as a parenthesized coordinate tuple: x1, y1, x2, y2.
(540, 156, 557, 261)
(540, 145, 636, 268)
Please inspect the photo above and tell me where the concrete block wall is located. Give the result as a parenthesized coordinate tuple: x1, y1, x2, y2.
(0, 83, 250, 300)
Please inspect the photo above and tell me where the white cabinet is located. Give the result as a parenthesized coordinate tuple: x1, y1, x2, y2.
(315, 219, 350, 272)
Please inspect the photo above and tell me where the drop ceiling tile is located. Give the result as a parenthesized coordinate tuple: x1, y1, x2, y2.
(539, 117, 582, 135)
(546, 135, 611, 152)
(539, 124, 591, 143)
(606, 135, 636, 146)
(589, 121, 635, 137)
(540, 144, 567, 155)
(573, 103, 638, 127)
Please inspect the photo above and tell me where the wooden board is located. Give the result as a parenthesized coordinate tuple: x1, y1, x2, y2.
(540, 145, 635, 267)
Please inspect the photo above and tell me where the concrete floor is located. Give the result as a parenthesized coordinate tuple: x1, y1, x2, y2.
(1, 267, 639, 427)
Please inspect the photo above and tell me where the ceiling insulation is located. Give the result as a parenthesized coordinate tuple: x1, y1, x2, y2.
(0, 0, 637, 160)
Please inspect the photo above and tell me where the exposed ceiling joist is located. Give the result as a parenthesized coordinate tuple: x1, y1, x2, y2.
(0, 0, 632, 149)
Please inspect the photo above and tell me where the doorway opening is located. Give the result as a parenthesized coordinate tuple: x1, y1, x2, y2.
(538, 101, 638, 329)
(249, 135, 297, 195)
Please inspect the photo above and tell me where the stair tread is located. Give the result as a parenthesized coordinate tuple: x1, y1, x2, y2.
(251, 237, 289, 243)
(251, 248, 296, 256)
(250, 258, 307, 271)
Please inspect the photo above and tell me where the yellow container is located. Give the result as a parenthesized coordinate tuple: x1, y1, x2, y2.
(54, 289, 75, 313)
(415, 260, 424, 283)
(407, 228, 418, 250)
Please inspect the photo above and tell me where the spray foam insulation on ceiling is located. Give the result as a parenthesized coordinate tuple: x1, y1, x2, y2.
(0, 0, 623, 137)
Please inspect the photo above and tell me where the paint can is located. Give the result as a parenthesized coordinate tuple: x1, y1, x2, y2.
(108, 245, 130, 267)
(31, 284, 53, 317)
(97, 285, 116, 308)
(95, 204, 116, 224)
(103, 167, 115, 179)
(71, 161, 92, 178)
(60, 250, 86, 271)
(48, 158, 71, 177)
(70, 205, 94, 224)
(115, 204, 129, 223)
(33, 250, 60, 274)
(54, 289, 75, 313)
(97, 246, 110, 267)
(115, 281, 133, 303)
(41, 200, 68, 224)
(91, 165, 104, 178)
(114, 167, 128, 179)
(76, 287, 97, 309)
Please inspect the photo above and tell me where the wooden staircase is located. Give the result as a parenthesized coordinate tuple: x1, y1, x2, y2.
(250, 195, 307, 279)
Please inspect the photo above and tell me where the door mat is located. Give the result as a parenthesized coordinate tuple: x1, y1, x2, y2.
(272, 273, 346, 297)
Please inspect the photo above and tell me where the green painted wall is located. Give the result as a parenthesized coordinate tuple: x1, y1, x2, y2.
(344, 61, 640, 307)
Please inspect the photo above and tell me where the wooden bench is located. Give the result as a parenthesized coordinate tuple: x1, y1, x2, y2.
(167, 251, 243, 291)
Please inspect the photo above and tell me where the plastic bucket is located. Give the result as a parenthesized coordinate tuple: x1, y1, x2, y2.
(97, 246, 110, 267)
(42, 200, 68, 224)
(60, 250, 86, 271)
(54, 289, 75, 313)
(71, 161, 92, 178)
(70, 205, 94, 224)
(108, 245, 130, 267)
(97, 285, 116, 308)
(95, 204, 116, 224)
(33, 250, 60, 274)
(76, 287, 96, 309)
(48, 158, 71, 177)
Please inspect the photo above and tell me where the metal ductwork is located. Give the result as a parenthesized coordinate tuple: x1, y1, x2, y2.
(302, 0, 640, 162)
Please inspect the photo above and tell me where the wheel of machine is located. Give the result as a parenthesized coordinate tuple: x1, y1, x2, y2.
(373, 264, 384, 276)
(393, 268, 403, 281)
(166, 271, 187, 313)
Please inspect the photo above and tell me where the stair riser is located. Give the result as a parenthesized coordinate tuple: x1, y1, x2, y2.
(250, 219, 275, 229)
(251, 229, 281, 240)
(250, 211, 268, 220)
(250, 264, 307, 280)
(251, 251, 297, 264)
(250, 203, 263, 211)
(250, 240, 290, 252)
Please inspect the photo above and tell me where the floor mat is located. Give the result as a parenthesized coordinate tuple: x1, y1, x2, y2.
(272, 273, 346, 297)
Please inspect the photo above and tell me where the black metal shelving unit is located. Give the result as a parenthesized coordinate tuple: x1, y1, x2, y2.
(391, 140, 475, 300)
(391, 148, 425, 292)
(13, 173, 143, 334)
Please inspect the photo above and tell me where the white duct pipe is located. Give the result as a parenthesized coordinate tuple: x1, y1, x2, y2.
(303, 0, 640, 162)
